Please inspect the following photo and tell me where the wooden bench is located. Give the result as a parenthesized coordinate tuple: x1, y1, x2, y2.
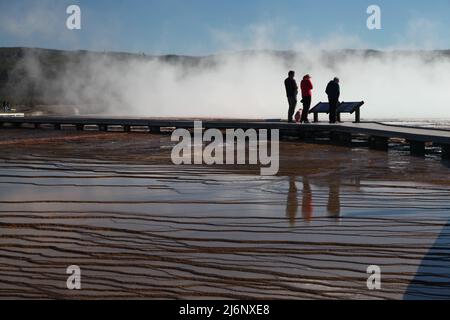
(309, 101, 365, 123)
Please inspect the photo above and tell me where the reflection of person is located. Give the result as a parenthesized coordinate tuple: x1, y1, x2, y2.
(286, 175, 342, 224)
(327, 180, 341, 219)
(284, 71, 298, 123)
(300, 74, 313, 123)
(286, 176, 314, 225)
(301, 177, 313, 221)
(286, 176, 298, 226)
(325, 77, 340, 124)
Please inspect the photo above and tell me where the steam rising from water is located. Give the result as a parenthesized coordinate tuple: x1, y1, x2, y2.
(15, 49, 450, 119)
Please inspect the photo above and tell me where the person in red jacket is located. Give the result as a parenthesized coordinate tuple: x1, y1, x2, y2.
(300, 74, 313, 123)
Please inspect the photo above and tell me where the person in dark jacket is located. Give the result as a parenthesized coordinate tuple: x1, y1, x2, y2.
(300, 74, 313, 123)
(284, 70, 298, 123)
(325, 77, 340, 123)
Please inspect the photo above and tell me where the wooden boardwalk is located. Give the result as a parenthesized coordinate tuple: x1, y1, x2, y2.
(1, 116, 450, 159)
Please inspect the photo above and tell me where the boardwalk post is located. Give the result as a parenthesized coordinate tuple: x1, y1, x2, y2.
(297, 130, 315, 141)
(297, 130, 306, 140)
(442, 144, 450, 160)
(149, 126, 161, 133)
(98, 124, 108, 132)
(54, 124, 62, 130)
(341, 132, 352, 144)
(124, 125, 131, 132)
(330, 131, 352, 145)
(76, 124, 84, 131)
(34, 123, 41, 129)
(330, 131, 339, 143)
(368, 136, 388, 151)
(409, 141, 426, 156)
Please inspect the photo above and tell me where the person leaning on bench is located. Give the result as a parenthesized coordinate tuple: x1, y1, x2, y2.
(284, 70, 298, 123)
(325, 77, 340, 124)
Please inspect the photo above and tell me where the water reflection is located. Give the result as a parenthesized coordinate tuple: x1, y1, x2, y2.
(327, 179, 341, 219)
(301, 177, 313, 222)
(285, 175, 342, 225)
(286, 176, 298, 226)
(442, 160, 450, 170)
(2, 149, 450, 299)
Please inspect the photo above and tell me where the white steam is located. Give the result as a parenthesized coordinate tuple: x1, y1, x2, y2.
(24, 49, 449, 120)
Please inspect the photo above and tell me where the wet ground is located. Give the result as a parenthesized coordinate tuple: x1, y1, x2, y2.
(0, 128, 450, 299)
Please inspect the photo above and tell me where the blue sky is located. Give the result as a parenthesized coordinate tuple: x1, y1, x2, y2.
(0, 0, 449, 54)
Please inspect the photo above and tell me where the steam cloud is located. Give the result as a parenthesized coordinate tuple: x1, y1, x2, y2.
(13, 48, 450, 120)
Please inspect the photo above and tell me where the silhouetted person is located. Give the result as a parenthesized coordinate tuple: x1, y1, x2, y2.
(325, 77, 340, 124)
(300, 74, 313, 123)
(286, 176, 299, 226)
(284, 71, 298, 123)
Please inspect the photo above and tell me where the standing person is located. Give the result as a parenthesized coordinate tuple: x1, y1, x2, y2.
(284, 71, 298, 123)
(300, 74, 313, 123)
(325, 77, 340, 124)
